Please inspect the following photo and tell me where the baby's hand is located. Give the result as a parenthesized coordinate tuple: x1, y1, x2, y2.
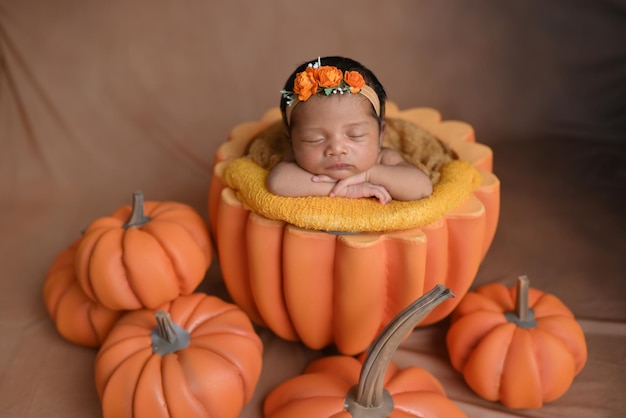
(333, 182, 391, 204)
(327, 172, 368, 198)
(312, 173, 390, 203)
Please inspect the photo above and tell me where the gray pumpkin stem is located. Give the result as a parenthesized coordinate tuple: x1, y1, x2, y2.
(151, 310, 191, 356)
(344, 284, 454, 418)
(123, 191, 151, 229)
(516, 275, 531, 322)
(504, 275, 537, 328)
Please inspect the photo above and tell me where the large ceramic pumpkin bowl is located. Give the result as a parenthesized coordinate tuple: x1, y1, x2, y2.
(208, 103, 500, 355)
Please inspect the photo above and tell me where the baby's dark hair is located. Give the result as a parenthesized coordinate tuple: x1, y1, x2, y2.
(280, 56, 387, 127)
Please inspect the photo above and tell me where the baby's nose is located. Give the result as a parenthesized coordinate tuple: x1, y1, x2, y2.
(325, 138, 347, 155)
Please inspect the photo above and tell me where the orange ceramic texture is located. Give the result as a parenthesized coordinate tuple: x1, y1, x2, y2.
(94, 293, 263, 418)
(75, 192, 213, 310)
(446, 279, 588, 409)
(264, 356, 467, 418)
(209, 105, 500, 355)
(42, 239, 123, 347)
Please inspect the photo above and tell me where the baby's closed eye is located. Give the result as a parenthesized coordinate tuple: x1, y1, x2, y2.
(299, 136, 325, 144)
(346, 132, 367, 141)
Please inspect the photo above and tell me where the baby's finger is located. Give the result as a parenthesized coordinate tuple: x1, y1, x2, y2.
(312, 175, 336, 183)
(371, 185, 391, 204)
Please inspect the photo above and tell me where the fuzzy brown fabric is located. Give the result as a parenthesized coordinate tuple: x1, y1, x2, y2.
(245, 118, 455, 185)
(382, 118, 456, 184)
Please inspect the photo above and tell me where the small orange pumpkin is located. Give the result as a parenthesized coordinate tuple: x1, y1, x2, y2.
(75, 191, 213, 310)
(43, 238, 124, 347)
(94, 292, 263, 418)
(446, 276, 588, 409)
(264, 285, 467, 418)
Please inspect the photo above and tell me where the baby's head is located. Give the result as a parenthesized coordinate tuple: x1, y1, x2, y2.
(280, 56, 387, 128)
(279, 56, 388, 179)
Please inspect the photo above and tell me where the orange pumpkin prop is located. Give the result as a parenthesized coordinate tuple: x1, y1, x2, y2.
(265, 285, 467, 418)
(76, 191, 213, 310)
(95, 292, 263, 418)
(446, 276, 588, 409)
(209, 105, 500, 355)
(43, 239, 123, 347)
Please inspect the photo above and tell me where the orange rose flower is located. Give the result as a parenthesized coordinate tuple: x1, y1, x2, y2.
(293, 68, 318, 101)
(316, 66, 344, 89)
(344, 70, 365, 93)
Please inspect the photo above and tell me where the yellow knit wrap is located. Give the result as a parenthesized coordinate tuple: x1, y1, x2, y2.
(223, 157, 482, 233)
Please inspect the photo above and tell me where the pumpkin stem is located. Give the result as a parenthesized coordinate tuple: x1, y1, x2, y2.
(123, 191, 151, 229)
(504, 275, 537, 328)
(151, 310, 191, 356)
(344, 284, 454, 417)
(516, 275, 531, 322)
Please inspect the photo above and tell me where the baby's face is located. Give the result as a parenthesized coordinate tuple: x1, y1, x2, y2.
(289, 94, 382, 180)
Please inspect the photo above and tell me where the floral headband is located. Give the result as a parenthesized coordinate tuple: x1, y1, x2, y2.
(281, 58, 381, 124)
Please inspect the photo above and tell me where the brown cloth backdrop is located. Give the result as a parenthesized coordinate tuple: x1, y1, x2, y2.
(1, 1, 625, 417)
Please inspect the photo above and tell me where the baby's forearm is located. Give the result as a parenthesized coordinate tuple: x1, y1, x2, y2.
(368, 164, 433, 201)
(266, 162, 335, 197)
